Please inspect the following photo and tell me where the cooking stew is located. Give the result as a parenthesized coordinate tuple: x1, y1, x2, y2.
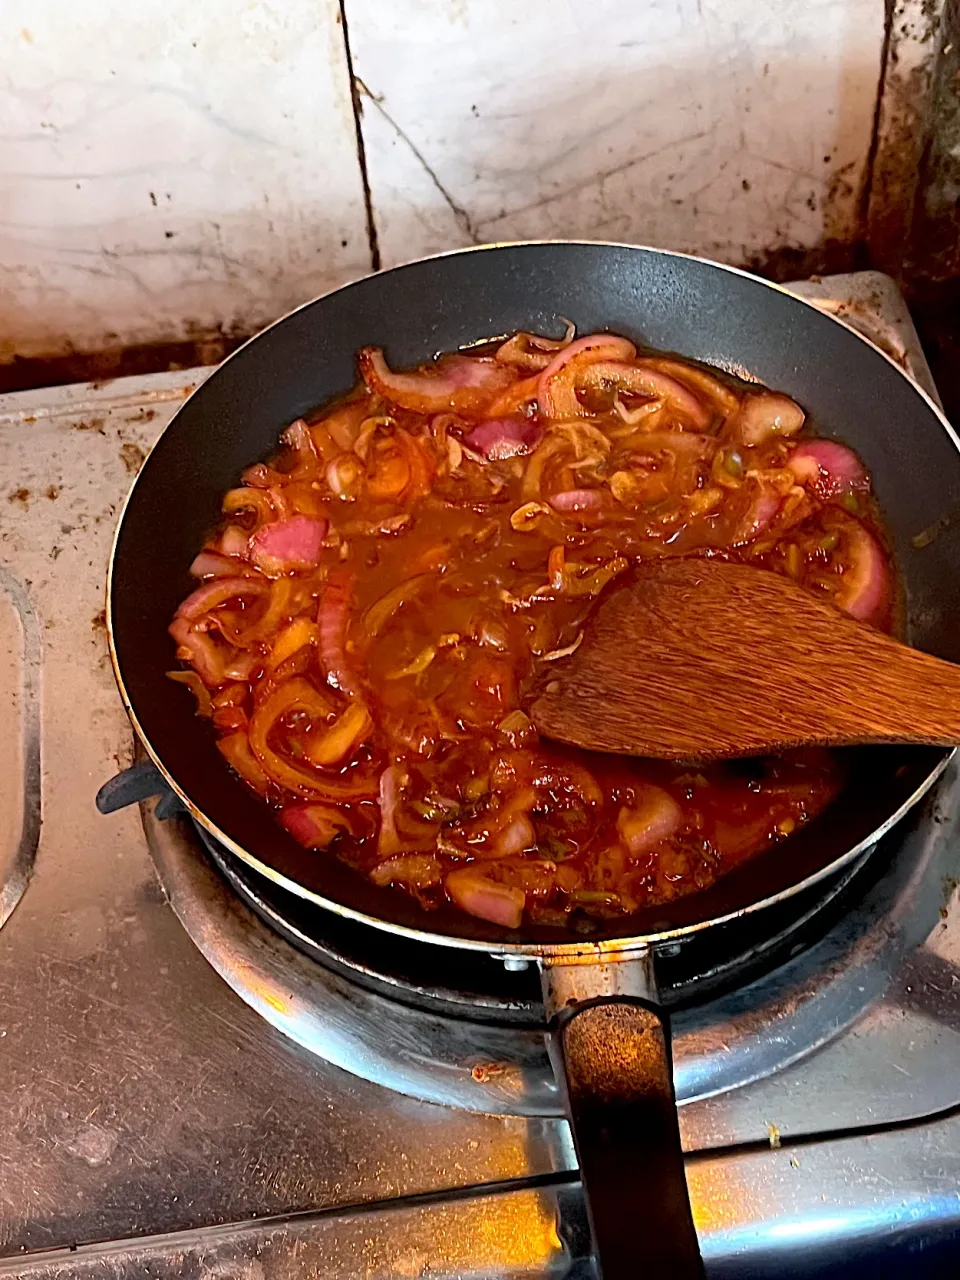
(167, 328, 892, 931)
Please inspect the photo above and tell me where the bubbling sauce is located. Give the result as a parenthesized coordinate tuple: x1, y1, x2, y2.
(169, 328, 891, 931)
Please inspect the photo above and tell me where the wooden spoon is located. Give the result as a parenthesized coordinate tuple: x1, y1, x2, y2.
(528, 558, 960, 760)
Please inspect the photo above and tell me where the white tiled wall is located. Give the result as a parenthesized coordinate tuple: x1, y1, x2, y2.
(0, 0, 370, 361)
(0, 0, 885, 364)
(349, 0, 884, 269)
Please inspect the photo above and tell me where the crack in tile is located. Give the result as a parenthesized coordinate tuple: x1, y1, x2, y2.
(357, 81, 479, 244)
(480, 130, 714, 229)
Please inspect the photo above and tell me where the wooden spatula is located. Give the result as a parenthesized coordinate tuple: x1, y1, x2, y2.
(528, 558, 960, 760)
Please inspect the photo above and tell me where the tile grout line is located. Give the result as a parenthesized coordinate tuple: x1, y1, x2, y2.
(857, 0, 896, 265)
(337, 0, 381, 272)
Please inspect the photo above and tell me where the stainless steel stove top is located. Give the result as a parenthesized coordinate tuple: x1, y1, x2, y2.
(2, 271, 960, 1278)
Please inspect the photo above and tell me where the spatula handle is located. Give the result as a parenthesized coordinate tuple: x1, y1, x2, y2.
(839, 637, 960, 746)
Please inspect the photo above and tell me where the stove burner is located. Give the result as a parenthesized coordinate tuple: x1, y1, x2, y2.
(197, 822, 872, 1024)
(136, 762, 959, 1114)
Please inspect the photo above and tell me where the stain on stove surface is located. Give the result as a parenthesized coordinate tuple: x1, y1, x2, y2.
(119, 442, 146, 474)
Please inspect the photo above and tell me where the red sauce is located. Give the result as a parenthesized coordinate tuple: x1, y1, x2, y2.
(168, 330, 892, 931)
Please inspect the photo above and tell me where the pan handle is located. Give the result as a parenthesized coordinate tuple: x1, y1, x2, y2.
(541, 949, 704, 1280)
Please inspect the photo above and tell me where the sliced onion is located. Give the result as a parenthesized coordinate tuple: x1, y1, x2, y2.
(447, 436, 463, 471)
(217, 732, 271, 796)
(617, 788, 682, 856)
(212, 705, 248, 733)
(257, 675, 336, 723)
(307, 422, 344, 468)
(494, 323, 575, 370)
(280, 803, 353, 849)
(219, 525, 252, 557)
(326, 453, 363, 499)
(353, 415, 393, 461)
(549, 360, 710, 428)
(362, 429, 434, 502)
(318, 571, 357, 694)
(377, 764, 403, 856)
(362, 573, 431, 637)
(281, 418, 321, 476)
(304, 701, 373, 767)
(249, 516, 328, 575)
(608, 470, 640, 505)
(491, 812, 535, 858)
(318, 399, 369, 451)
(553, 421, 612, 461)
(562, 556, 628, 597)
(223, 650, 260, 681)
(549, 488, 605, 514)
(358, 346, 514, 415)
(494, 336, 555, 372)
(190, 549, 257, 579)
(228, 576, 301, 649)
(281, 480, 329, 519)
(241, 462, 278, 489)
(509, 501, 551, 532)
(212, 682, 247, 709)
(485, 373, 542, 418)
(614, 396, 662, 427)
(463, 417, 543, 459)
(267, 485, 295, 520)
(519, 435, 570, 503)
(366, 449, 411, 501)
(834, 518, 889, 621)
(788, 440, 869, 499)
(639, 357, 740, 416)
(623, 430, 713, 459)
(444, 867, 525, 929)
(249, 678, 375, 798)
(176, 576, 269, 621)
(429, 412, 459, 451)
(616, 430, 714, 501)
(735, 485, 782, 542)
(537, 335, 637, 418)
(497, 709, 533, 736)
(268, 617, 319, 669)
(168, 616, 230, 686)
(387, 644, 437, 679)
(540, 633, 583, 662)
(223, 487, 275, 527)
(730, 392, 805, 446)
(371, 853, 442, 888)
(397, 428, 436, 499)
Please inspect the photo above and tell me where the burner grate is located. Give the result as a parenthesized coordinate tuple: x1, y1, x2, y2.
(197, 820, 875, 1023)
(138, 766, 960, 1116)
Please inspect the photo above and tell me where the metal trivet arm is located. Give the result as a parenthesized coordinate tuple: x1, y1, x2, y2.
(96, 760, 185, 821)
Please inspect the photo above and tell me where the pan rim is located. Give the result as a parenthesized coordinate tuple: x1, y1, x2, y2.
(106, 239, 960, 959)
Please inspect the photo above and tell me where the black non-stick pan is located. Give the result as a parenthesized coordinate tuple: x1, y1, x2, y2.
(108, 243, 960, 1278)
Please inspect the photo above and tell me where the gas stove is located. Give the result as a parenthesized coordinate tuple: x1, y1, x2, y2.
(2, 271, 960, 1279)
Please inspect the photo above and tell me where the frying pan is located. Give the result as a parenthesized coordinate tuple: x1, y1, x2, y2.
(107, 243, 960, 1278)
